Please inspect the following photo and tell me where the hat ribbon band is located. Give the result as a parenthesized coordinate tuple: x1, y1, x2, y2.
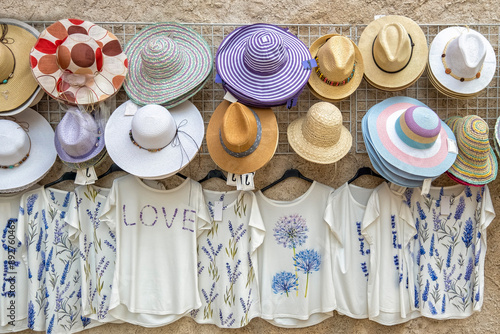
(0, 24, 16, 84)
(314, 57, 356, 86)
(219, 108, 262, 158)
(441, 37, 483, 82)
(0, 117, 31, 169)
(371, 33, 415, 74)
(171, 118, 201, 169)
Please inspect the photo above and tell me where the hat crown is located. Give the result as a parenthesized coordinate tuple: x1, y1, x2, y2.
(221, 103, 259, 153)
(317, 36, 355, 82)
(57, 108, 99, 158)
(57, 33, 103, 76)
(457, 116, 490, 162)
(0, 120, 30, 166)
(141, 37, 185, 80)
(373, 23, 412, 72)
(395, 106, 441, 149)
(131, 104, 176, 150)
(302, 102, 343, 147)
(243, 30, 288, 75)
(0, 43, 14, 82)
(445, 32, 486, 78)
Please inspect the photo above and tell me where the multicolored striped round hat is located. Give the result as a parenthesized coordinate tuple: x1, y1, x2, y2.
(215, 23, 312, 107)
(446, 115, 498, 185)
(124, 23, 212, 108)
(494, 116, 500, 159)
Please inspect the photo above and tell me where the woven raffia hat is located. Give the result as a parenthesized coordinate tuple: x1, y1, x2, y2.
(288, 102, 352, 164)
(358, 15, 428, 91)
(105, 100, 204, 179)
(30, 18, 128, 105)
(216, 23, 312, 107)
(0, 19, 42, 115)
(308, 34, 364, 101)
(124, 23, 212, 108)
(428, 27, 496, 97)
(0, 108, 56, 193)
(446, 115, 497, 185)
(206, 101, 278, 174)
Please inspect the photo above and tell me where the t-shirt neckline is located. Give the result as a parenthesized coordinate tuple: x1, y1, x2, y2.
(133, 175, 191, 194)
(257, 181, 317, 207)
(203, 189, 242, 209)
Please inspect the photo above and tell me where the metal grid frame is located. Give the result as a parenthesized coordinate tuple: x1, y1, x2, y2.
(26, 21, 500, 155)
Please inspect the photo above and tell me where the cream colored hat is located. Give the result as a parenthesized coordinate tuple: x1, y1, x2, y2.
(287, 102, 352, 164)
(358, 15, 428, 91)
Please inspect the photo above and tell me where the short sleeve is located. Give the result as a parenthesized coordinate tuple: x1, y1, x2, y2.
(399, 200, 416, 248)
(100, 179, 119, 232)
(480, 185, 495, 230)
(247, 192, 265, 255)
(324, 191, 344, 247)
(361, 187, 381, 245)
(16, 193, 28, 245)
(65, 192, 80, 240)
(194, 182, 212, 237)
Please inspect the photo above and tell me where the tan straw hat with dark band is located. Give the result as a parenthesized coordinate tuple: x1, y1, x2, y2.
(358, 15, 428, 91)
(206, 101, 278, 174)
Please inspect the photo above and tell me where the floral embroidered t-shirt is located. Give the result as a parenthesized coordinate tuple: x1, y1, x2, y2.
(191, 190, 264, 328)
(255, 182, 336, 328)
(406, 185, 495, 319)
(17, 187, 96, 334)
(100, 175, 211, 327)
(74, 185, 116, 323)
(324, 183, 374, 319)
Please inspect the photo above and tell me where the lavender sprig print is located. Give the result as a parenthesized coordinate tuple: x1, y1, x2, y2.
(224, 260, 242, 306)
(443, 265, 456, 292)
(26, 194, 38, 216)
(464, 258, 473, 282)
(428, 301, 438, 315)
(225, 221, 246, 259)
(416, 201, 427, 220)
(429, 234, 435, 257)
(239, 289, 253, 326)
(404, 188, 413, 207)
(428, 263, 438, 281)
(462, 218, 473, 253)
(202, 239, 223, 281)
(414, 285, 420, 308)
(422, 280, 430, 302)
(441, 294, 447, 314)
(245, 252, 255, 288)
(219, 309, 235, 328)
(47, 314, 55, 334)
(454, 197, 465, 223)
(430, 283, 441, 304)
(435, 187, 444, 208)
(272, 271, 298, 297)
(294, 249, 321, 297)
(202, 282, 219, 319)
(464, 186, 472, 200)
(28, 301, 35, 329)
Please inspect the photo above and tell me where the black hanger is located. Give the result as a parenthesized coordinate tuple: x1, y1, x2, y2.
(198, 169, 227, 183)
(98, 163, 124, 179)
(44, 171, 77, 188)
(176, 173, 187, 180)
(347, 167, 384, 184)
(261, 168, 313, 192)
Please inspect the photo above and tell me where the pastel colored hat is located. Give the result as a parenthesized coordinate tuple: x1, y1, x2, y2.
(308, 34, 364, 101)
(105, 100, 204, 179)
(495, 116, 500, 159)
(206, 101, 278, 174)
(215, 23, 312, 107)
(0, 108, 56, 193)
(30, 18, 128, 105)
(124, 22, 212, 108)
(428, 27, 496, 97)
(445, 115, 497, 185)
(288, 102, 352, 164)
(358, 15, 428, 91)
(0, 19, 42, 115)
(54, 106, 106, 170)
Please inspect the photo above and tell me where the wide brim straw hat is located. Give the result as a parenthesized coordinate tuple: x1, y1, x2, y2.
(30, 18, 128, 105)
(288, 102, 352, 164)
(358, 15, 428, 91)
(446, 171, 484, 187)
(215, 23, 312, 107)
(206, 100, 278, 174)
(0, 108, 56, 193)
(105, 100, 204, 179)
(124, 22, 212, 108)
(0, 18, 42, 115)
(308, 34, 364, 101)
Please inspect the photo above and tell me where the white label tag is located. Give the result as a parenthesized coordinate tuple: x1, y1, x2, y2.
(236, 172, 255, 191)
(124, 101, 138, 116)
(441, 195, 451, 216)
(75, 167, 98, 185)
(421, 178, 432, 196)
(223, 91, 238, 103)
(213, 201, 224, 222)
(447, 138, 458, 154)
(226, 172, 238, 186)
(389, 183, 407, 195)
(374, 14, 386, 20)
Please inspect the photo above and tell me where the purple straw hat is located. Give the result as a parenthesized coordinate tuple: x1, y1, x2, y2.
(215, 23, 312, 107)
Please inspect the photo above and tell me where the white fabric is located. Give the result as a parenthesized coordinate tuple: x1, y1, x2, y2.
(324, 183, 374, 319)
(362, 182, 419, 325)
(405, 184, 495, 319)
(100, 175, 211, 327)
(191, 190, 264, 328)
(255, 182, 336, 328)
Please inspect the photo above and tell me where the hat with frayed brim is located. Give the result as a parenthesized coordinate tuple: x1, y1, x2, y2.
(288, 102, 352, 164)
(206, 101, 278, 174)
(358, 15, 428, 91)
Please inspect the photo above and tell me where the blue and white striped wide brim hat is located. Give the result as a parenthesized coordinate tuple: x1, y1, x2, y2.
(215, 23, 312, 107)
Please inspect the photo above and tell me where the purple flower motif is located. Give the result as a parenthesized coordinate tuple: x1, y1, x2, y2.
(414, 218, 420, 240)
(475, 290, 480, 302)
(404, 188, 413, 207)
(272, 271, 298, 296)
(446, 246, 452, 268)
(273, 214, 308, 249)
(226, 259, 242, 285)
(294, 249, 321, 274)
(435, 187, 444, 208)
(475, 246, 481, 267)
(201, 282, 219, 304)
(428, 301, 438, 315)
(464, 186, 472, 199)
(202, 239, 223, 263)
(454, 197, 465, 222)
(81, 315, 91, 327)
(228, 221, 246, 244)
(443, 265, 456, 292)
(416, 202, 426, 220)
(429, 234, 435, 257)
(464, 258, 473, 281)
(47, 315, 54, 334)
(60, 260, 70, 285)
(219, 309, 235, 327)
(432, 209, 442, 232)
(414, 285, 420, 308)
(462, 218, 474, 250)
(26, 194, 38, 215)
(476, 188, 483, 203)
(45, 247, 53, 272)
(28, 301, 35, 329)
(427, 263, 438, 281)
(104, 240, 116, 253)
(422, 280, 430, 302)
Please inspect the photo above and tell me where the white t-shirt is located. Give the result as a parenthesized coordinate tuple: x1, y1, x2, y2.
(74, 185, 116, 322)
(17, 187, 97, 334)
(362, 182, 419, 325)
(100, 175, 211, 327)
(405, 185, 495, 319)
(324, 183, 374, 319)
(255, 181, 336, 328)
(0, 193, 27, 333)
(191, 190, 264, 328)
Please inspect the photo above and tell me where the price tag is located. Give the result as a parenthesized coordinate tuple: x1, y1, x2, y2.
(236, 172, 255, 191)
(124, 101, 138, 116)
(223, 91, 238, 103)
(447, 138, 458, 154)
(75, 167, 98, 185)
(226, 172, 238, 186)
(374, 15, 386, 20)
(213, 201, 224, 222)
(441, 195, 451, 216)
(421, 178, 432, 196)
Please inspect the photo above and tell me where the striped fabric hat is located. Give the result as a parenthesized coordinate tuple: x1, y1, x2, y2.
(124, 23, 212, 108)
(215, 23, 312, 108)
(495, 116, 500, 160)
(446, 115, 498, 185)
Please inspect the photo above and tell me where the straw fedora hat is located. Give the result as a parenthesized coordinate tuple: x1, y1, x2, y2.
(206, 101, 278, 174)
(308, 34, 364, 101)
(0, 19, 42, 115)
(287, 102, 352, 164)
(358, 15, 428, 91)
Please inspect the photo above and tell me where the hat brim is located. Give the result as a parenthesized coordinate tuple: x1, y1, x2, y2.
(0, 108, 56, 192)
(30, 19, 128, 105)
(358, 15, 428, 91)
(216, 23, 312, 104)
(105, 100, 204, 179)
(222, 83, 307, 108)
(206, 100, 278, 174)
(446, 171, 484, 187)
(124, 23, 212, 106)
(54, 122, 106, 164)
(60, 147, 108, 170)
(308, 34, 364, 101)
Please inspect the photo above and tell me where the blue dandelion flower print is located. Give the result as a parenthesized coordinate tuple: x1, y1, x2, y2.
(272, 271, 298, 297)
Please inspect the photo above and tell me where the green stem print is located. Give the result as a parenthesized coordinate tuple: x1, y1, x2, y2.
(224, 260, 242, 306)
(293, 249, 321, 298)
(234, 194, 247, 218)
(202, 282, 219, 319)
(293, 247, 298, 296)
(225, 221, 246, 260)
